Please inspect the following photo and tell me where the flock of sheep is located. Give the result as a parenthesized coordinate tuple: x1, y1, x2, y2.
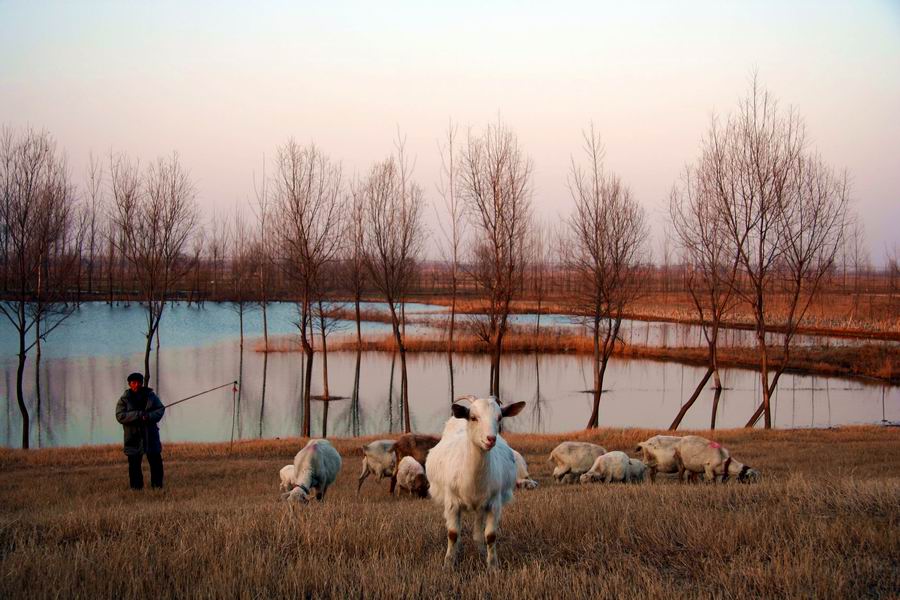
(277, 395, 759, 568)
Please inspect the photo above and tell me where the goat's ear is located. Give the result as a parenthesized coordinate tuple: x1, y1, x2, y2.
(451, 403, 470, 420)
(501, 401, 526, 418)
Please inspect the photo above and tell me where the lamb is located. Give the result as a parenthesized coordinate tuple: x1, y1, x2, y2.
(627, 458, 647, 483)
(513, 449, 538, 490)
(425, 396, 526, 568)
(673, 435, 759, 483)
(391, 433, 440, 494)
(279, 464, 295, 492)
(579, 451, 644, 484)
(548, 441, 607, 483)
(357, 439, 396, 494)
(282, 439, 342, 503)
(634, 435, 683, 482)
(395, 456, 429, 498)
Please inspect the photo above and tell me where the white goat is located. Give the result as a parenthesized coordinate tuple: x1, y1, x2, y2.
(548, 441, 607, 483)
(395, 456, 429, 498)
(425, 397, 526, 569)
(635, 435, 683, 482)
(279, 464, 295, 492)
(579, 451, 635, 484)
(673, 435, 759, 483)
(357, 439, 396, 494)
(512, 449, 538, 490)
(283, 439, 342, 503)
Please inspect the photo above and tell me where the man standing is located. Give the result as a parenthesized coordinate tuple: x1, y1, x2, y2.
(115, 372, 166, 490)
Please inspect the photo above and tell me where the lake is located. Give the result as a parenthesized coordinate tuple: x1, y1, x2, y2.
(1, 302, 896, 448)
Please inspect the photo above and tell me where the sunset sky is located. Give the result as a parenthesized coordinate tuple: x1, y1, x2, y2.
(2, 1, 898, 263)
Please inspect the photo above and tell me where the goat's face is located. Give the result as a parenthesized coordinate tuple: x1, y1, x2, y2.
(738, 466, 760, 483)
(579, 472, 601, 484)
(451, 397, 526, 452)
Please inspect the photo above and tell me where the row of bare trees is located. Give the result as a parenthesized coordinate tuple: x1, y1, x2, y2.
(0, 128, 199, 448)
(1, 79, 863, 446)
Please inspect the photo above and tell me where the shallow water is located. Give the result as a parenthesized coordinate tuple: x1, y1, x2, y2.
(1, 303, 896, 448)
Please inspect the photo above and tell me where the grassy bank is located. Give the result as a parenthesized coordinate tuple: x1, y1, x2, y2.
(1, 427, 898, 599)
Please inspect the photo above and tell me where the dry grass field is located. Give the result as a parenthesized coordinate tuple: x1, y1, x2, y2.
(1, 427, 898, 599)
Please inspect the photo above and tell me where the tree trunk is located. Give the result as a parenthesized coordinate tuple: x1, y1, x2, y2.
(35, 316, 42, 448)
(448, 352, 455, 403)
(319, 301, 330, 438)
(237, 307, 244, 438)
(399, 347, 410, 433)
(351, 349, 362, 437)
(710, 385, 722, 430)
(143, 330, 153, 387)
(586, 316, 602, 429)
(302, 345, 314, 437)
(16, 323, 29, 449)
(354, 297, 362, 348)
(668, 366, 714, 431)
(745, 366, 786, 428)
(259, 351, 268, 438)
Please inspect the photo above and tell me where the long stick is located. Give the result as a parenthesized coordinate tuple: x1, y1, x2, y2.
(163, 381, 238, 409)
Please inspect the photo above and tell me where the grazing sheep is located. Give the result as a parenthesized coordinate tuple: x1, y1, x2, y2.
(626, 458, 647, 483)
(357, 439, 396, 494)
(279, 464, 295, 492)
(426, 397, 526, 569)
(282, 439, 342, 504)
(548, 441, 607, 483)
(673, 435, 759, 483)
(513, 449, 538, 490)
(634, 435, 683, 482)
(391, 433, 440, 494)
(395, 456, 429, 498)
(579, 450, 633, 484)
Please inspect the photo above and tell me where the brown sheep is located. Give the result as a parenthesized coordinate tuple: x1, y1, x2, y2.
(391, 433, 439, 494)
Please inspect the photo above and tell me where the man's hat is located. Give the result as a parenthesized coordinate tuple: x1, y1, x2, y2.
(127, 372, 144, 384)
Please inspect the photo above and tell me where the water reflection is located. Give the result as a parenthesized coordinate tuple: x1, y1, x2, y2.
(2, 337, 897, 448)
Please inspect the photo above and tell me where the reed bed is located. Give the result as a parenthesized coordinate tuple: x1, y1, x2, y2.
(318, 330, 899, 384)
(1, 426, 898, 599)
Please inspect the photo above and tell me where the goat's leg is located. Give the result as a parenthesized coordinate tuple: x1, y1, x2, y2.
(443, 502, 462, 567)
(389, 473, 397, 495)
(357, 462, 371, 494)
(473, 508, 487, 557)
(484, 502, 502, 569)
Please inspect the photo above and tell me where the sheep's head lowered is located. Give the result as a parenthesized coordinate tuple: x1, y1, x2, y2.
(282, 485, 311, 504)
(451, 397, 525, 452)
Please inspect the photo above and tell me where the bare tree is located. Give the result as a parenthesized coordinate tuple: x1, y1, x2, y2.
(360, 138, 425, 433)
(186, 225, 206, 306)
(346, 178, 368, 347)
(0, 128, 78, 448)
(252, 156, 275, 352)
(708, 78, 849, 428)
(208, 212, 230, 300)
(110, 151, 198, 385)
(273, 140, 344, 437)
(844, 218, 870, 322)
(436, 120, 464, 401)
(229, 208, 258, 439)
(668, 157, 739, 430)
(458, 121, 533, 398)
(743, 149, 850, 427)
(83, 154, 104, 296)
(567, 127, 649, 430)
